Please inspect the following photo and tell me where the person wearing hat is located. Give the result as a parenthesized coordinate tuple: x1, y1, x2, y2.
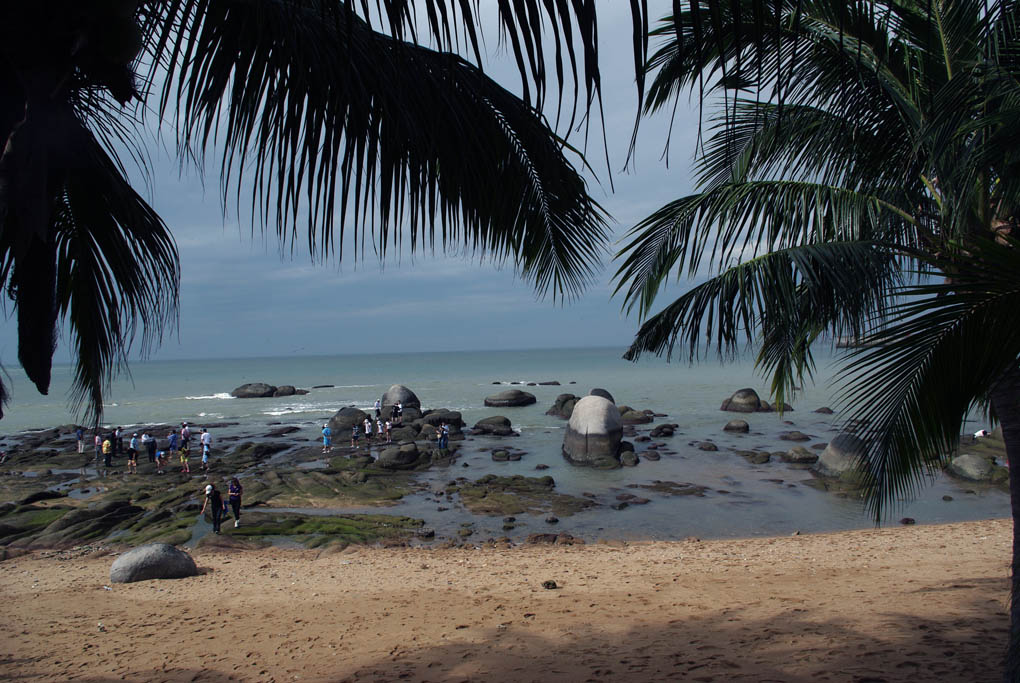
(201, 483, 227, 534)
(321, 423, 332, 453)
(127, 433, 139, 474)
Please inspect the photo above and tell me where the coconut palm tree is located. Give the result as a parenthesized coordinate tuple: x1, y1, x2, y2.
(0, 1, 654, 424)
(613, 1, 1020, 676)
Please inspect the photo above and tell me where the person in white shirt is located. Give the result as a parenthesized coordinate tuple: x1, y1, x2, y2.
(200, 428, 212, 470)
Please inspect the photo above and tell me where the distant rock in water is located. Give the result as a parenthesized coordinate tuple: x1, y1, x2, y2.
(948, 453, 1008, 483)
(724, 420, 750, 433)
(110, 543, 198, 584)
(231, 383, 277, 399)
(562, 395, 623, 469)
(273, 385, 296, 397)
(720, 388, 761, 413)
(473, 416, 516, 437)
(484, 389, 536, 407)
(538, 381, 561, 386)
(589, 388, 615, 404)
(312, 384, 334, 389)
(813, 407, 835, 414)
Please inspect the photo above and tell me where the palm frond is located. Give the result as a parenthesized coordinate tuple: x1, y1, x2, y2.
(835, 238, 1020, 521)
(144, 0, 608, 300)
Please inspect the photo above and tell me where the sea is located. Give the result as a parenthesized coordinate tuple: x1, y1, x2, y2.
(0, 346, 1008, 542)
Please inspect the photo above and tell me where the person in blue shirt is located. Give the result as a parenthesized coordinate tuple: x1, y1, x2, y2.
(321, 424, 332, 453)
(75, 427, 84, 454)
(167, 431, 179, 455)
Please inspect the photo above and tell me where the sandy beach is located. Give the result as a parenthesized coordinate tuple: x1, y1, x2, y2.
(0, 517, 1010, 682)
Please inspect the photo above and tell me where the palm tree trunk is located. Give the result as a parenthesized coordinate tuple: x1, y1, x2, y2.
(992, 364, 1020, 681)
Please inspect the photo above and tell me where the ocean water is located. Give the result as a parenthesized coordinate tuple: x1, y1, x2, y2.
(0, 346, 1008, 541)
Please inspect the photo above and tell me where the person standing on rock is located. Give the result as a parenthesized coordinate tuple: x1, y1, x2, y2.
(351, 423, 360, 449)
(374, 399, 381, 418)
(384, 420, 392, 444)
(228, 477, 243, 528)
(93, 431, 102, 466)
(390, 403, 399, 423)
(101, 435, 113, 472)
(321, 424, 332, 453)
(180, 422, 191, 452)
(200, 429, 212, 470)
(363, 417, 373, 443)
(201, 484, 227, 534)
(75, 427, 84, 454)
(167, 430, 179, 459)
(439, 423, 450, 450)
(396, 402, 403, 424)
(376, 418, 383, 440)
(113, 427, 122, 459)
(127, 433, 139, 474)
(143, 433, 156, 465)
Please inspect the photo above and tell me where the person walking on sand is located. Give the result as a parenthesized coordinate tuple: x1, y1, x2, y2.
(374, 399, 381, 418)
(75, 427, 84, 454)
(200, 428, 212, 470)
(321, 424, 332, 453)
(228, 477, 243, 528)
(201, 484, 227, 534)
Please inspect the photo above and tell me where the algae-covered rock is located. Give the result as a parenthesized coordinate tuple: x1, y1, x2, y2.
(448, 474, 595, 517)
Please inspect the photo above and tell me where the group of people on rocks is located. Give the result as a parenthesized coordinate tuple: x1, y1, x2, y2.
(319, 407, 451, 453)
(75, 422, 213, 476)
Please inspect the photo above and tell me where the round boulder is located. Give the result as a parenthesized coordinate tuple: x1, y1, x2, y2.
(484, 389, 537, 407)
(327, 406, 370, 433)
(723, 420, 749, 433)
(273, 385, 297, 397)
(562, 396, 622, 469)
(376, 444, 421, 469)
(782, 446, 819, 464)
(589, 388, 615, 403)
(948, 453, 1008, 483)
(230, 383, 277, 399)
(420, 410, 464, 429)
(473, 416, 515, 437)
(720, 388, 761, 413)
(381, 385, 421, 412)
(110, 543, 198, 584)
(619, 410, 653, 425)
(813, 434, 866, 479)
(546, 394, 579, 419)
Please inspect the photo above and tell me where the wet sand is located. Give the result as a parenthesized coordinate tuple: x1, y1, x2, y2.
(0, 518, 1010, 682)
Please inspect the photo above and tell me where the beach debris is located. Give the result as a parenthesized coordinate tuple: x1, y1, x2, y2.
(541, 580, 558, 590)
(97, 622, 105, 632)
(900, 518, 916, 525)
(545, 516, 559, 524)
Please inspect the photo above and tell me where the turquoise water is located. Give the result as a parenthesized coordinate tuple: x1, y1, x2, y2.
(0, 346, 1008, 540)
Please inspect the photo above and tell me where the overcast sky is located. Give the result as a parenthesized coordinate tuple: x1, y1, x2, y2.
(3, 2, 702, 364)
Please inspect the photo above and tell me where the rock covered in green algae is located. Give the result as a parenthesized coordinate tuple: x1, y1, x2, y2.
(228, 511, 424, 547)
(447, 474, 596, 517)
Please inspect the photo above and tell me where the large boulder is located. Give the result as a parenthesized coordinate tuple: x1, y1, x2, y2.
(562, 396, 623, 469)
(327, 406, 370, 434)
(589, 388, 615, 403)
(546, 394, 580, 419)
(948, 454, 1008, 483)
(813, 434, 866, 479)
(230, 383, 277, 399)
(724, 420, 750, 433)
(720, 388, 761, 413)
(381, 385, 421, 412)
(273, 385, 297, 397)
(473, 416, 515, 437)
(484, 389, 537, 407)
(110, 543, 199, 584)
(420, 410, 464, 429)
(376, 444, 421, 470)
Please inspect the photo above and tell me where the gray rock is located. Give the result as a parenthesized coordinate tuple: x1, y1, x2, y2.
(491, 450, 510, 462)
(589, 388, 615, 404)
(473, 416, 516, 437)
(779, 431, 811, 442)
(813, 433, 866, 479)
(376, 444, 421, 469)
(230, 383, 277, 399)
(619, 410, 653, 425)
(948, 453, 1008, 482)
(388, 425, 419, 442)
(327, 406, 370, 434)
(620, 451, 639, 467)
(720, 388, 761, 413)
(110, 543, 198, 584)
(813, 407, 835, 414)
(420, 410, 464, 429)
(698, 442, 719, 451)
(546, 394, 579, 419)
(538, 381, 561, 386)
(562, 396, 622, 469)
(484, 389, 537, 407)
(724, 420, 749, 433)
(273, 385, 297, 397)
(381, 385, 421, 413)
(782, 446, 819, 464)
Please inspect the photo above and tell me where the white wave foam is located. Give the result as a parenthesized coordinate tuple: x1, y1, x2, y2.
(184, 393, 234, 400)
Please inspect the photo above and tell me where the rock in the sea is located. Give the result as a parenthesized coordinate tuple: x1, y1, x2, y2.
(420, 410, 464, 429)
(230, 383, 277, 399)
(813, 433, 866, 479)
(110, 543, 199, 584)
(813, 407, 835, 414)
(948, 453, 1008, 483)
(538, 381, 561, 386)
(724, 420, 749, 433)
(620, 451, 639, 467)
(484, 389, 537, 407)
(781, 446, 819, 464)
(589, 388, 615, 404)
(473, 416, 516, 437)
(546, 394, 579, 419)
(697, 441, 719, 451)
(273, 385, 297, 397)
(779, 431, 811, 442)
(327, 406, 370, 433)
(619, 409, 653, 425)
(720, 388, 761, 413)
(650, 423, 677, 438)
(381, 385, 421, 412)
(562, 396, 622, 469)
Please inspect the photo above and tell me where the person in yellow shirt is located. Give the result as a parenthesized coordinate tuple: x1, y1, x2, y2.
(101, 438, 112, 475)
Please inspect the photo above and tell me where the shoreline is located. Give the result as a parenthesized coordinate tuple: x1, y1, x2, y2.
(0, 518, 1011, 681)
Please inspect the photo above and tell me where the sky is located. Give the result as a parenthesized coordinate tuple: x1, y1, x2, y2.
(2, 2, 703, 364)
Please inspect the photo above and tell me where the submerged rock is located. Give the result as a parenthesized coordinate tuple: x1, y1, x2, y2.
(562, 396, 623, 469)
(813, 434, 866, 480)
